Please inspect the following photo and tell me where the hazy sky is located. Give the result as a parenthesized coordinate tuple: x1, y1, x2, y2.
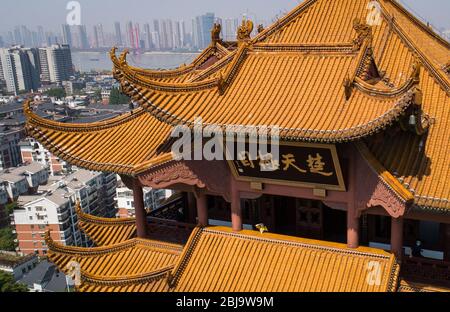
(0, 0, 449, 32)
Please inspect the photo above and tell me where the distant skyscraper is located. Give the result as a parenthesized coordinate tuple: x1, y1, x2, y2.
(39, 44, 73, 85)
(195, 13, 215, 50)
(0, 47, 41, 94)
(37, 26, 46, 47)
(13, 26, 22, 45)
(71, 25, 89, 49)
(61, 24, 73, 47)
(224, 18, 239, 41)
(0, 36, 4, 48)
(126, 21, 135, 48)
(93, 24, 105, 48)
(143, 23, 153, 51)
(114, 22, 123, 46)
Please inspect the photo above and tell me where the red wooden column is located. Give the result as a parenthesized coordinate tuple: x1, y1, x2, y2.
(132, 179, 147, 238)
(230, 180, 242, 231)
(347, 202, 360, 249)
(196, 194, 208, 227)
(347, 147, 359, 248)
(391, 217, 404, 259)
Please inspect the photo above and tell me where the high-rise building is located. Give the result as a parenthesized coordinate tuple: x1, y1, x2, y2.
(143, 23, 153, 51)
(72, 25, 89, 50)
(126, 21, 135, 48)
(37, 26, 46, 47)
(114, 22, 123, 46)
(0, 36, 4, 48)
(0, 47, 41, 94)
(61, 24, 73, 47)
(195, 13, 215, 50)
(92, 24, 105, 48)
(223, 18, 239, 41)
(39, 44, 74, 85)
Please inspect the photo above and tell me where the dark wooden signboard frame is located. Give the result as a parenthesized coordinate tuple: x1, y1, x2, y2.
(227, 141, 346, 192)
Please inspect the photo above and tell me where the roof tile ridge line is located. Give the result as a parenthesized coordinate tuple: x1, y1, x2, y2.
(410, 204, 450, 215)
(355, 141, 414, 203)
(26, 126, 134, 173)
(81, 265, 175, 286)
(136, 238, 184, 252)
(217, 43, 250, 95)
(251, 0, 318, 44)
(127, 81, 412, 142)
(167, 226, 204, 289)
(131, 153, 175, 175)
(46, 230, 138, 256)
(187, 50, 238, 83)
(353, 76, 417, 98)
(378, 2, 450, 94)
(119, 64, 220, 93)
(387, 256, 401, 292)
(75, 202, 136, 225)
(252, 42, 355, 53)
(202, 228, 393, 259)
(383, 0, 450, 49)
(110, 46, 206, 78)
(24, 100, 146, 133)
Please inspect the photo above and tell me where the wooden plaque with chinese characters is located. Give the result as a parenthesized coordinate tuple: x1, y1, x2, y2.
(228, 142, 346, 191)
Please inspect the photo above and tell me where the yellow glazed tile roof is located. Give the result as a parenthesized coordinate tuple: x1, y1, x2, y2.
(24, 102, 175, 175)
(45, 232, 182, 292)
(168, 227, 400, 292)
(75, 205, 137, 246)
(46, 226, 400, 292)
(24, 0, 450, 211)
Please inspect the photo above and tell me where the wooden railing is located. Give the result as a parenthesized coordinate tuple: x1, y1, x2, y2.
(148, 195, 186, 221)
(401, 256, 450, 287)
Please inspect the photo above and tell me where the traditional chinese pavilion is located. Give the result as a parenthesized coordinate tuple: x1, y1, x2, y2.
(25, 0, 449, 292)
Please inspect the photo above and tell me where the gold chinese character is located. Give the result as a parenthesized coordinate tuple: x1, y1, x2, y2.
(307, 153, 333, 176)
(282, 154, 307, 173)
(238, 151, 255, 168)
(259, 152, 280, 172)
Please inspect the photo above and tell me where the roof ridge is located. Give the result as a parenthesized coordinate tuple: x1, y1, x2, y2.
(384, 0, 450, 49)
(24, 100, 146, 132)
(378, 1, 450, 95)
(252, 0, 318, 44)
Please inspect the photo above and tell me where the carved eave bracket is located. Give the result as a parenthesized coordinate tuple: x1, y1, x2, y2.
(138, 162, 206, 190)
(355, 143, 413, 218)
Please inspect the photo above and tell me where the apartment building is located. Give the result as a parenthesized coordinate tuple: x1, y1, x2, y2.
(115, 187, 170, 218)
(20, 138, 72, 176)
(12, 169, 117, 255)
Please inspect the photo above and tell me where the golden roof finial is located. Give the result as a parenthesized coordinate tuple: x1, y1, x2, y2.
(211, 23, 222, 45)
(237, 19, 254, 44)
(352, 18, 373, 51)
(119, 49, 129, 67)
(411, 57, 422, 83)
(257, 24, 265, 34)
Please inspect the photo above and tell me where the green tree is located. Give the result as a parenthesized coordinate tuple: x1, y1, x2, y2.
(0, 271, 28, 292)
(109, 87, 131, 105)
(0, 227, 16, 251)
(44, 88, 66, 99)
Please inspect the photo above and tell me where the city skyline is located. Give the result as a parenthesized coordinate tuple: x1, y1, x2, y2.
(0, 0, 449, 33)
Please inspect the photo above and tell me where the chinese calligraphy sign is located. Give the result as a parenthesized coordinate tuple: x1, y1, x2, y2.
(228, 142, 346, 191)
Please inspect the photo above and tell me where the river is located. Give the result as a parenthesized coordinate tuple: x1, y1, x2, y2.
(71, 51, 199, 72)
